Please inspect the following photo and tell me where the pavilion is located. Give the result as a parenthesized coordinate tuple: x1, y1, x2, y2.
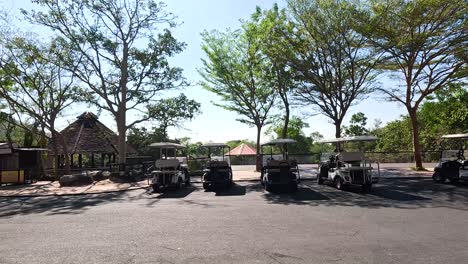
(49, 112, 136, 169)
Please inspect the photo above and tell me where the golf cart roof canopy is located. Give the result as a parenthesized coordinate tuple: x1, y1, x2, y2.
(262, 138, 296, 146)
(201, 143, 229, 148)
(441, 133, 468, 139)
(318, 136, 379, 143)
(149, 142, 186, 149)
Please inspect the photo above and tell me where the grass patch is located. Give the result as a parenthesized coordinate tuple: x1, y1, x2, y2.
(410, 167, 429, 172)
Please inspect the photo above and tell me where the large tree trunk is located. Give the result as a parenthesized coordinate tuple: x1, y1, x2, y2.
(55, 131, 71, 175)
(334, 119, 342, 152)
(281, 96, 290, 139)
(117, 111, 127, 164)
(255, 125, 262, 172)
(409, 108, 423, 170)
(117, 43, 129, 165)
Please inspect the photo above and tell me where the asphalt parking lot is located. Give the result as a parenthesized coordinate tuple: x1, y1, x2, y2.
(1, 178, 468, 264)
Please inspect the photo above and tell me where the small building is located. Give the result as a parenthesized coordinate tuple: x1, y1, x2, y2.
(225, 143, 257, 165)
(0, 142, 47, 184)
(49, 112, 136, 169)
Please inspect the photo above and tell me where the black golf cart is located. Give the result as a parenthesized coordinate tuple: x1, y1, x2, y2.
(201, 143, 233, 190)
(317, 136, 380, 192)
(432, 133, 468, 184)
(148, 142, 190, 192)
(260, 138, 300, 192)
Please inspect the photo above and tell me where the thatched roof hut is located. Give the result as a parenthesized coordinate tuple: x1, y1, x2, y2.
(49, 112, 136, 168)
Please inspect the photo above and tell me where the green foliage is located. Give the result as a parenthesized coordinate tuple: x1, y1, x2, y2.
(23, 0, 188, 161)
(199, 28, 276, 128)
(147, 94, 201, 139)
(249, 5, 299, 137)
(373, 117, 413, 152)
(356, 0, 467, 168)
(286, 0, 378, 137)
(127, 127, 166, 156)
(372, 84, 468, 152)
(343, 112, 369, 136)
(267, 116, 325, 154)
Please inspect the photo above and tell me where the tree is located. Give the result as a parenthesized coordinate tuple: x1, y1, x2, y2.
(200, 28, 277, 171)
(23, 0, 187, 163)
(418, 83, 468, 146)
(267, 116, 313, 154)
(127, 126, 166, 156)
(286, 0, 378, 138)
(251, 5, 299, 138)
(358, 0, 467, 169)
(147, 94, 201, 140)
(343, 112, 369, 136)
(0, 36, 79, 175)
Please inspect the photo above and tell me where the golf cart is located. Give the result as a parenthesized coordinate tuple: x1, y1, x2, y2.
(148, 142, 190, 192)
(317, 136, 380, 192)
(201, 143, 233, 190)
(260, 138, 300, 192)
(432, 133, 468, 184)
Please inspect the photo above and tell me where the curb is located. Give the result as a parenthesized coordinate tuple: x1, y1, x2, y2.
(0, 185, 150, 198)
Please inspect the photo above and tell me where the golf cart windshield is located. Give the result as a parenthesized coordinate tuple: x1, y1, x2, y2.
(201, 143, 230, 163)
(318, 136, 378, 162)
(440, 134, 467, 161)
(261, 138, 297, 163)
(149, 142, 186, 160)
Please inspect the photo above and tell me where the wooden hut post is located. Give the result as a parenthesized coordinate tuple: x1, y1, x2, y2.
(91, 153, 95, 168)
(78, 154, 83, 168)
(70, 154, 74, 167)
(101, 153, 105, 166)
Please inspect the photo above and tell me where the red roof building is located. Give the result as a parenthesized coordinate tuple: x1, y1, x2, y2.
(225, 143, 256, 156)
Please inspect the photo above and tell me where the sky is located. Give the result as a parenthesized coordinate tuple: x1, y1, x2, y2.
(2, 0, 407, 143)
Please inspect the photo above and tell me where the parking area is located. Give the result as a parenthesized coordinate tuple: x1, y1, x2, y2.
(1, 176, 468, 264)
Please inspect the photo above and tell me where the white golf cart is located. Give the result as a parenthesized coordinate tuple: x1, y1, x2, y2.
(317, 136, 380, 192)
(433, 133, 468, 184)
(201, 143, 233, 190)
(261, 138, 300, 192)
(148, 142, 190, 192)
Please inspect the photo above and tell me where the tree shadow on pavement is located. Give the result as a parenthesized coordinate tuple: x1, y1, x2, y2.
(153, 186, 196, 199)
(262, 187, 329, 205)
(214, 184, 246, 196)
(255, 178, 468, 210)
(0, 191, 130, 218)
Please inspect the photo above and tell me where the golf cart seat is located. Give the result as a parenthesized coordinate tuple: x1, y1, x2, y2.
(441, 150, 461, 161)
(267, 160, 291, 173)
(207, 160, 230, 171)
(337, 152, 363, 162)
(152, 159, 180, 174)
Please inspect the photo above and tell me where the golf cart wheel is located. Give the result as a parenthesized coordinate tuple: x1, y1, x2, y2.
(432, 172, 446, 183)
(317, 175, 323, 185)
(265, 182, 272, 192)
(203, 182, 210, 190)
(334, 177, 344, 190)
(449, 178, 459, 184)
(176, 178, 182, 189)
(290, 182, 298, 193)
(152, 184, 161, 193)
(228, 180, 234, 188)
(185, 177, 191, 186)
(362, 183, 372, 193)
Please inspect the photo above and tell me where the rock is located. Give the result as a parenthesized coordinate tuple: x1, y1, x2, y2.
(59, 174, 93, 187)
(109, 171, 138, 183)
(87, 171, 110, 181)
